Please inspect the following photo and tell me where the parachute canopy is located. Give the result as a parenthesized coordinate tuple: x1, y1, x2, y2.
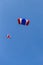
(6, 34, 11, 39)
(18, 18, 30, 26)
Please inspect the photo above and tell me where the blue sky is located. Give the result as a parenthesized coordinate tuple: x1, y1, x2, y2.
(0, 0, 43, 65)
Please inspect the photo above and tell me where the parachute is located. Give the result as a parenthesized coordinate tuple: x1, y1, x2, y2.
(6, 34, 11, 39)
(18, 18, 30, 26)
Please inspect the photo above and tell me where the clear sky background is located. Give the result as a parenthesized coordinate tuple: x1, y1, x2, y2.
(0, 0, 43, 65)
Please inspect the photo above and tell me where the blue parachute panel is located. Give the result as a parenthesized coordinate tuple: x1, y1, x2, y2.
(21, 18, 26, 25)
